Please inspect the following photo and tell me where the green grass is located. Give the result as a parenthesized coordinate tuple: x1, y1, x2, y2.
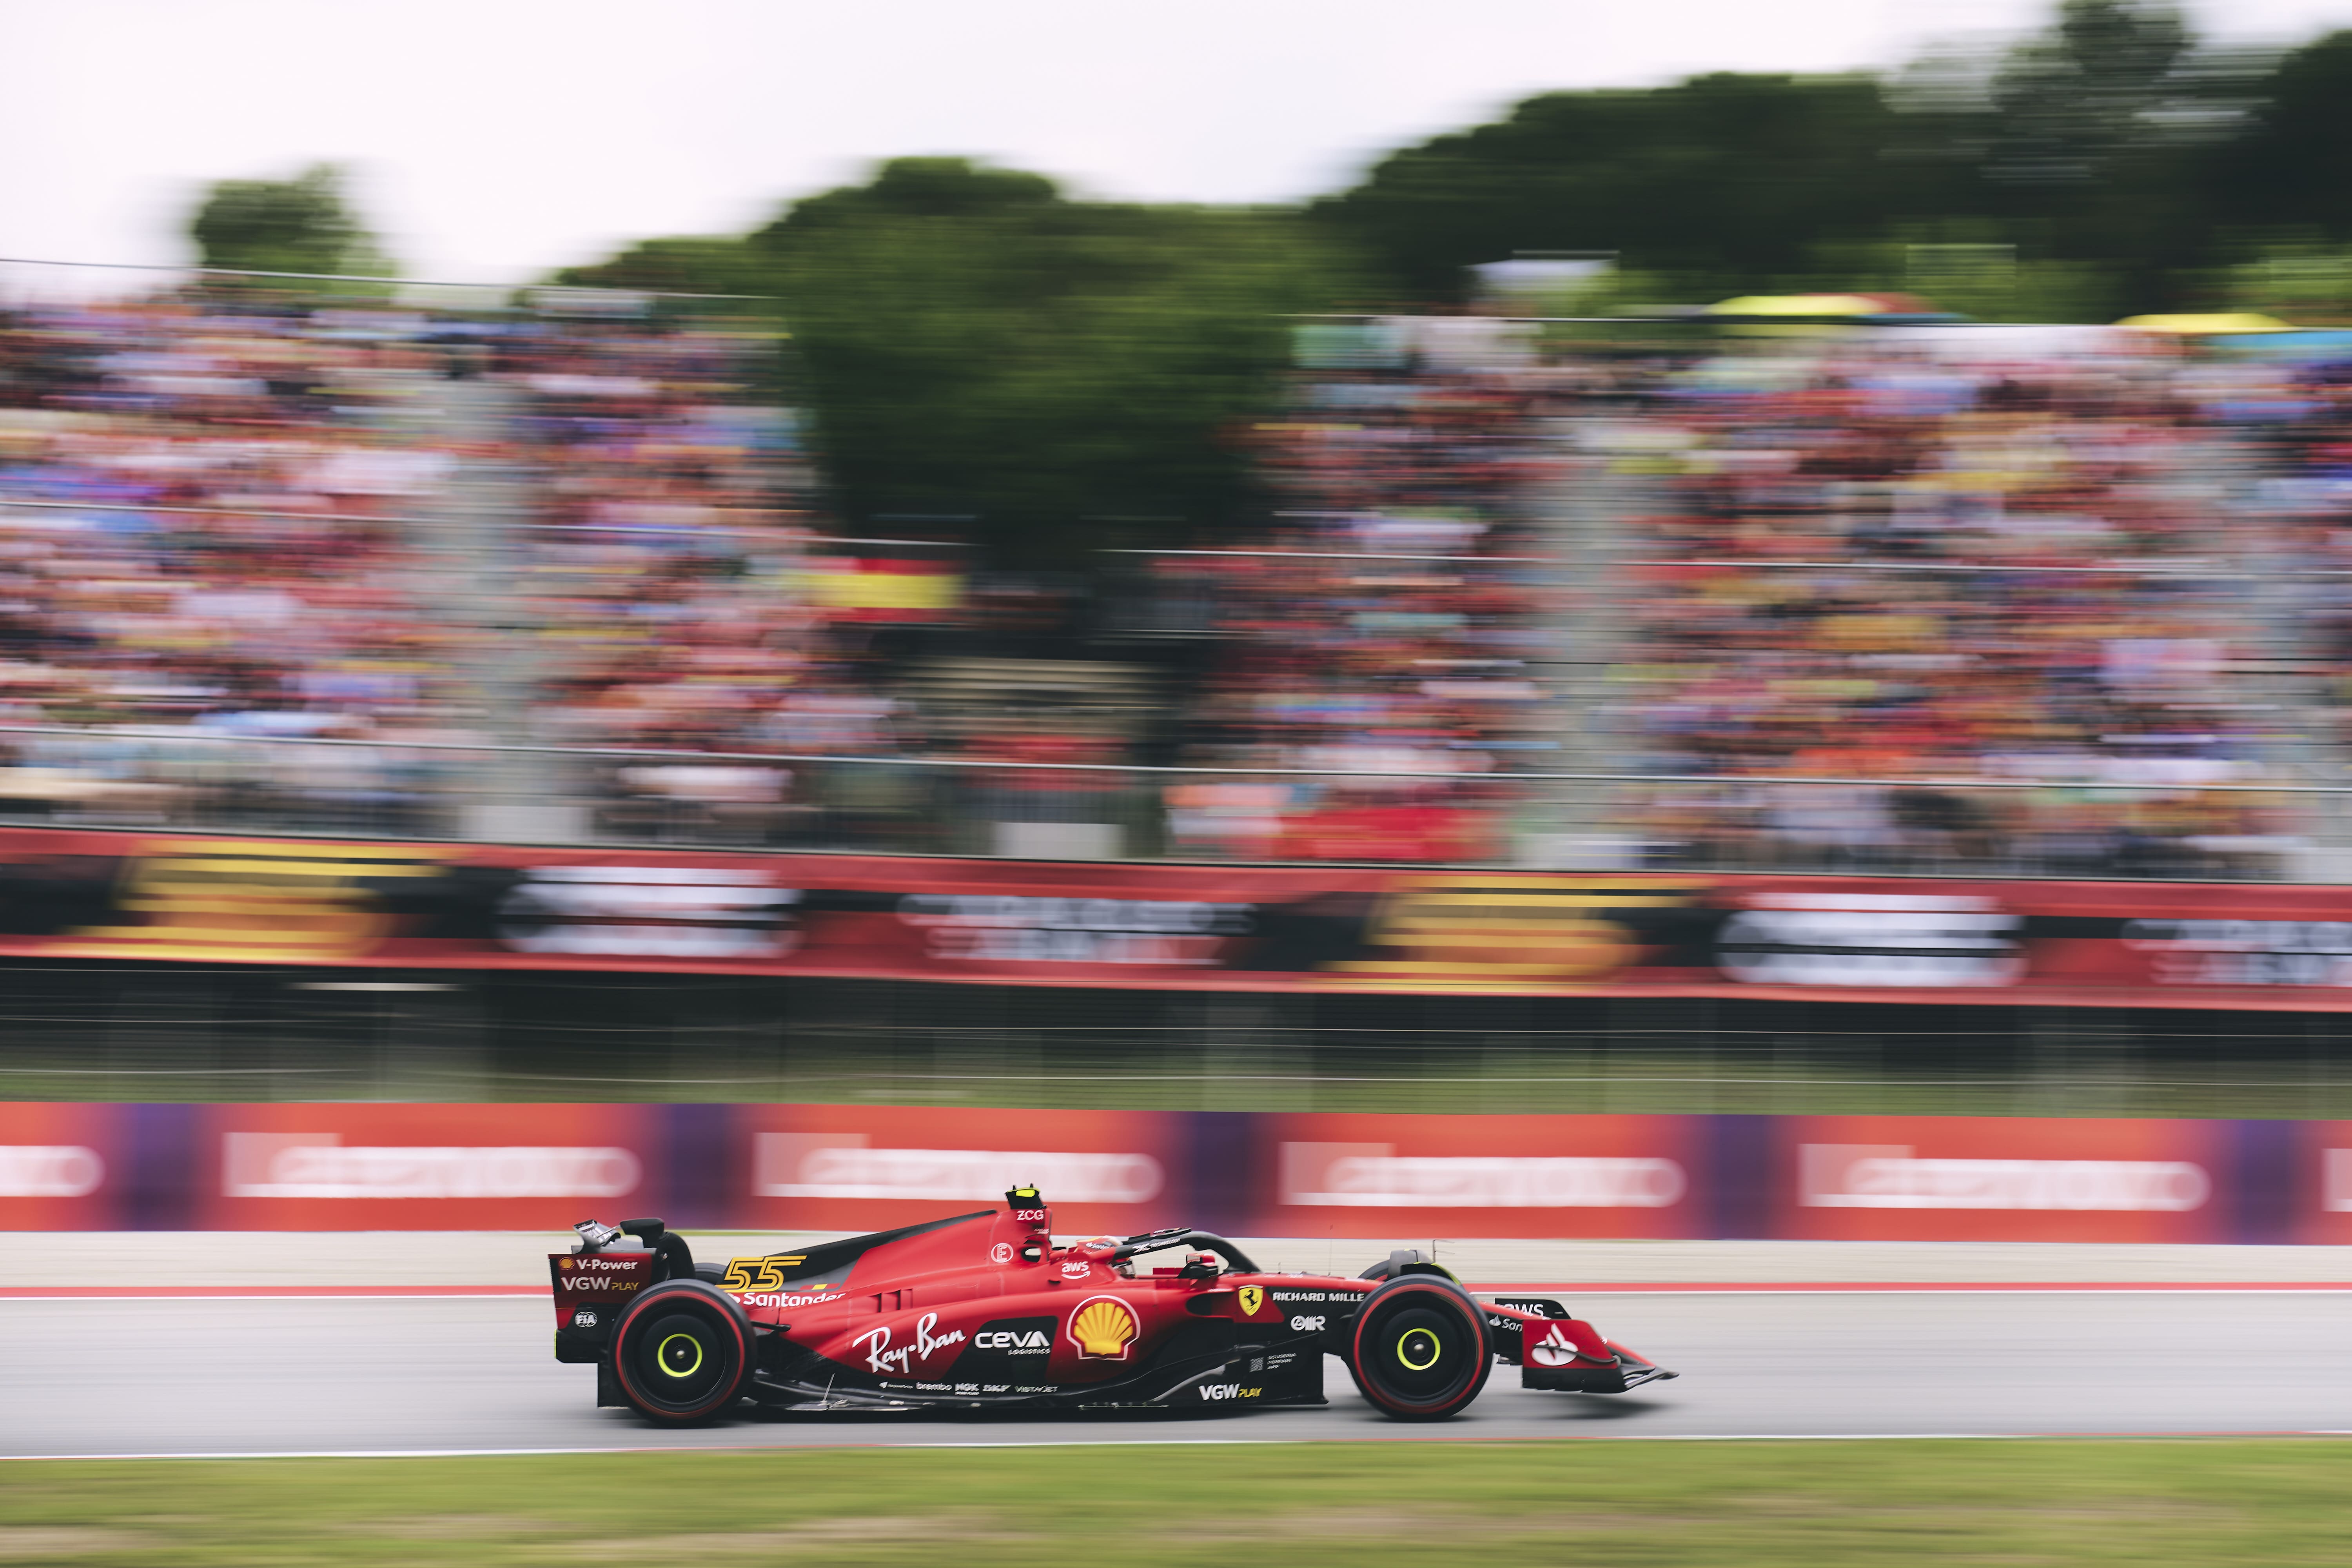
(3, 1441, 2349, 1565)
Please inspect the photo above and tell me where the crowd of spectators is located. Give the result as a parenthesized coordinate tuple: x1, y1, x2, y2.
(6, 292, 2347, 879)
(1602, 331, 2307, 878)
(1165, 338, 1559, 862)
(502, 316, 977, 846)
(0, 296, 478, 831)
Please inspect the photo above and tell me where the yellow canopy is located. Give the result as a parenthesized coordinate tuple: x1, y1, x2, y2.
(2114, 312, 2290, 335)
(1707, 294, 1888, 317)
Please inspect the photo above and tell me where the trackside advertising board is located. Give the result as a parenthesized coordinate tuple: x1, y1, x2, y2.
(733, 1105, 1192, 1239)
(0, 1103, 2332, 1242)
(15, 826, 2352, 1009)
(1775, 1116, 2233, 1245)
(0, 1102, 123, 1230)
(195, 1103, 658, 1232)
(1264, 1113, 1707, 1240)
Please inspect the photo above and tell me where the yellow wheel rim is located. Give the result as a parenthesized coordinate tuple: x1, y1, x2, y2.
(656, 1331, 705, 1378)
(1397, 1328, 1441, 1371)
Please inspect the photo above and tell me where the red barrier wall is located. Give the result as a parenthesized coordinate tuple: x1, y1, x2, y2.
(2293, 1120, 2352, 1245)
(733, 1105, 1189, 1240)
(194, 1103, 655, 1232)
(1772, 1115, 2230, 1245)
(1259, 1112, 1704, 1241)
(0, 1102, 2317, 1243)
(7, 825, 2352, 1008)
(0, 1102, 119, 1230)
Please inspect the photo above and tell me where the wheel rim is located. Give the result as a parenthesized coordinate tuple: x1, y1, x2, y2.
(1359, 1289, 1481, 1410)
(629, 1308, 730, 1410)
(656, 1331, 705, 1379)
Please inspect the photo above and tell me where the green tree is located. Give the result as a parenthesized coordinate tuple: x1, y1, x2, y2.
(1314, 72, 1935, 302)
(2219, 31, 2352, 240)
(1985, 0, 2192, 187)
(566, 158, 1356, 566)
(187, 163, 388, 278)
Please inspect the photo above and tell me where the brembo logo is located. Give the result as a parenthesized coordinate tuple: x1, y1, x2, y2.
(1800, 1145, 2210, 1212)
(753, 1133, 1161, 1204)
(1279, 1143, 1685, 1209)
(223, 1133, 641, 1200)
(0, 1145, 103, 1198)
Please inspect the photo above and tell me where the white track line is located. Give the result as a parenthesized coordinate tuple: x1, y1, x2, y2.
(13, 1432, 2352, 1460)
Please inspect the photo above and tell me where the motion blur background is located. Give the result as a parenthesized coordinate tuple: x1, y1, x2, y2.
(10, 0, 2352, 1119)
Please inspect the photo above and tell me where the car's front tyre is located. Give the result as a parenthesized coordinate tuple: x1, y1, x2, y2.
(1345, 1274, 1493, 1421)
(609, 1279, 754, 1425)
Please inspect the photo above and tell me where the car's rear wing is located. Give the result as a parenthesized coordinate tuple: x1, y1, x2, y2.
(549, 1249, 652, 1361)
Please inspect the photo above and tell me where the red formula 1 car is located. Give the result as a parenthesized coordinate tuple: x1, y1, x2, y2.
(549, 1186, 1675, 1424)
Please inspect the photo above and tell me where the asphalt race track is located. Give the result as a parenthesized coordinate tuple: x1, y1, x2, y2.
(7, 1289, 2350, 1457)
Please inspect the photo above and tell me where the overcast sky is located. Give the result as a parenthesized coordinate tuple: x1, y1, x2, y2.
(4, 0, 2350, 289)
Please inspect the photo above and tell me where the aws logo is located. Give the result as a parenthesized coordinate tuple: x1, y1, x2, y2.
(1068, 1295, 1139, 1360)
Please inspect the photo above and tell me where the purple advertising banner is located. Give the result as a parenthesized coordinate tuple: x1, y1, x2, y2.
(0, 1104, 2326, 1245)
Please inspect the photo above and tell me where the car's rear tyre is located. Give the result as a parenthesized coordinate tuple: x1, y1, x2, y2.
(610, 1279, 754, 1425)
(1345, 1274, 1492, 1421)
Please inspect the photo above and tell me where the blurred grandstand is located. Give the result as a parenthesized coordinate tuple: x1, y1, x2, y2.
(3, 275, 2352, 879)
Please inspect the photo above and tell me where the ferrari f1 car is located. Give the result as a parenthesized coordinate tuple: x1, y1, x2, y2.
(549, 1186, 1675, 1424)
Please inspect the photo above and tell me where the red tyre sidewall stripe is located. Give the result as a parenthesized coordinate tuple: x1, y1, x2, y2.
(1351, 1280, 1484, 1417)
(613, 1287, 751, 1421)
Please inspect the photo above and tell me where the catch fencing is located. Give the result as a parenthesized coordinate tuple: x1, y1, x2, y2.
(0, 723, 2343, 882)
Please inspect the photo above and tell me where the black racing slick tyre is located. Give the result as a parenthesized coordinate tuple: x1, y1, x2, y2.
(610, 1279, 755, 1425)
(1345, 1274, 1493, 1421)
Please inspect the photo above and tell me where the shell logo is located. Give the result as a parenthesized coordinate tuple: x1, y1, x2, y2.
(1068, 1295, 1140, 1359)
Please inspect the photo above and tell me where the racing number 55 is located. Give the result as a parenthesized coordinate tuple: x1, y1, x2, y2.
(722, 1258, 788, 1290)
